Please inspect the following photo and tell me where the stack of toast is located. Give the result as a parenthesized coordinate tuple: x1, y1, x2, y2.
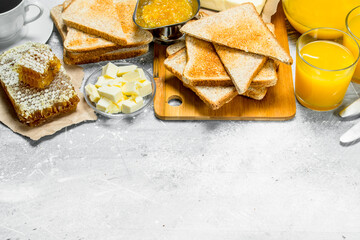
(50, 0, 153, 65)
(164, 3, 292, 110)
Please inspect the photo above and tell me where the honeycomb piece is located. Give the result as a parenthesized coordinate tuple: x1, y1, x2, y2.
(16, 44, 61, 88)
(0, 42, 80, 127)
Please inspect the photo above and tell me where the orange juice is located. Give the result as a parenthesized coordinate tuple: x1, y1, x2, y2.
(296, 41, 356, 111)
(283, 0, 359, 34)
(346, 12, 360, 82)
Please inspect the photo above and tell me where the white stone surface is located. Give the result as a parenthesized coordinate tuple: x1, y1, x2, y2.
(0, 1, 360, 239)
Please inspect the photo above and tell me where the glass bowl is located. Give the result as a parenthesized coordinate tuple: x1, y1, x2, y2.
(133, 0, 200, 43)
(82, 62, 156, 118)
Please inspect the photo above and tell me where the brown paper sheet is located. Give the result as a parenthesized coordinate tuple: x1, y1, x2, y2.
(262, 0, 281, 23)
(0, 64, 97, 141)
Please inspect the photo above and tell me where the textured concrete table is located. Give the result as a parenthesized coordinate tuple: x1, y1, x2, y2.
(1, 1, 360, 240)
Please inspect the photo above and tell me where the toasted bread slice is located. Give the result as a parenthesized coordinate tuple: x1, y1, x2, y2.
(62, 0, 127, 45)
(184, 35, 232, 86)
(62, 0, 152, 52)
(63, 45, 149, 65)
(251, 59, 278, 87)
(114, 0, 153, 46)
(164, 49, 268, 110)
(163, 41, 277, 89)
(64, 28, 119, 52)
(166, 41, 185, 56)
(164, 49, 237, 109)
(51, 5, 118, 53)
(214, 23, 275, 94)
(180, 3, 292, 64)
(214, 44, 266, 93)
(50, 5, 67, 41)
(63, 0, 74, 10)
(51, 5, 149, 65)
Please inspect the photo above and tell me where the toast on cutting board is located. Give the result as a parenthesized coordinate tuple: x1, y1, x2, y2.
(250, 60, 277, 88)
(166, 41, 185, 56)
(62, 0, 128, 45)
(180, 3, 292, 64)
(165, 39, 278, 89)
(184, 35, 233, 86)
(164, 49, 268, 110)
(214, 23, 276, 94)
(181, 23, 277, 89)
(213, 44, 266, 93)
(168, 22, 278, 89)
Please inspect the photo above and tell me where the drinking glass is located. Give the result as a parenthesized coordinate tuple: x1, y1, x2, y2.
(295, 28, 359, 111)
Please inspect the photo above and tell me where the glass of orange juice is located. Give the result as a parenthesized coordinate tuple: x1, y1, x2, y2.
(296, 28, 360, 111)
(346, 5, 360, 83)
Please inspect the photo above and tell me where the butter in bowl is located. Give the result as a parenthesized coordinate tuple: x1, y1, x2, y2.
(133, 0, 200, 42)
(83, 62, 155, 118)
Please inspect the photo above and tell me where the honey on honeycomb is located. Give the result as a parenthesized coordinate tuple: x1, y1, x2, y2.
(16, 44, 61, 89)
(0, 42, 80, 127)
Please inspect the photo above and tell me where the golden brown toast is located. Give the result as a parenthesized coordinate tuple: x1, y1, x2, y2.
(50, 5, 67, 41)
(62, 0, 152, 52)
(62, 0, 128, 45)
(63, 45, 149, 65)
(250, 59, 278, 88)
(164, 49, 268, 110)
(180, 3, 292, 64)
(166, 41, 185, 56)
(213, 23, 276, 94)
(184, 35, 233, 86)
(51, 4, 149, 65)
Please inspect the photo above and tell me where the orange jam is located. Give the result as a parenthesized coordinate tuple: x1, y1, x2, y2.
(136, 0, 195, 28)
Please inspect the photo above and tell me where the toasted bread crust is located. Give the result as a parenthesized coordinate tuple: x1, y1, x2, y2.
(63, 45, 149, 65)
(50, 5, 67, 41)
(164, 49, 269, 110)
(250, 60, 278, 87)
(51, 3, 150, 65)
(64, 27, 117, 52)
(163, 45, 277, 88)
(166, 41, 186, 56)
(180, 3, 293, 64)
(242, 86, 268, 100)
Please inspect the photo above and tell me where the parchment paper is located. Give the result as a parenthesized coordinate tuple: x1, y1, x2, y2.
(0, 63, 97, 141)
(262, 0, 281, 23)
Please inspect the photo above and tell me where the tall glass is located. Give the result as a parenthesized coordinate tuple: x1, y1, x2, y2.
(295, 28, 360, 111)
(346, 5, 360, 83)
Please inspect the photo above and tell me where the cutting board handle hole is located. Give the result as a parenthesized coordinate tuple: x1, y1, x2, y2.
(167, 95, 183, 107)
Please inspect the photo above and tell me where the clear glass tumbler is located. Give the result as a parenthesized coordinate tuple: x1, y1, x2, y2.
(295, 28, 360, 111)
(346, 5, 360, 83)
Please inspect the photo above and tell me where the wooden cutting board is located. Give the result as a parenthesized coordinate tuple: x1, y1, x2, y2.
(153, 4, 296, 120)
